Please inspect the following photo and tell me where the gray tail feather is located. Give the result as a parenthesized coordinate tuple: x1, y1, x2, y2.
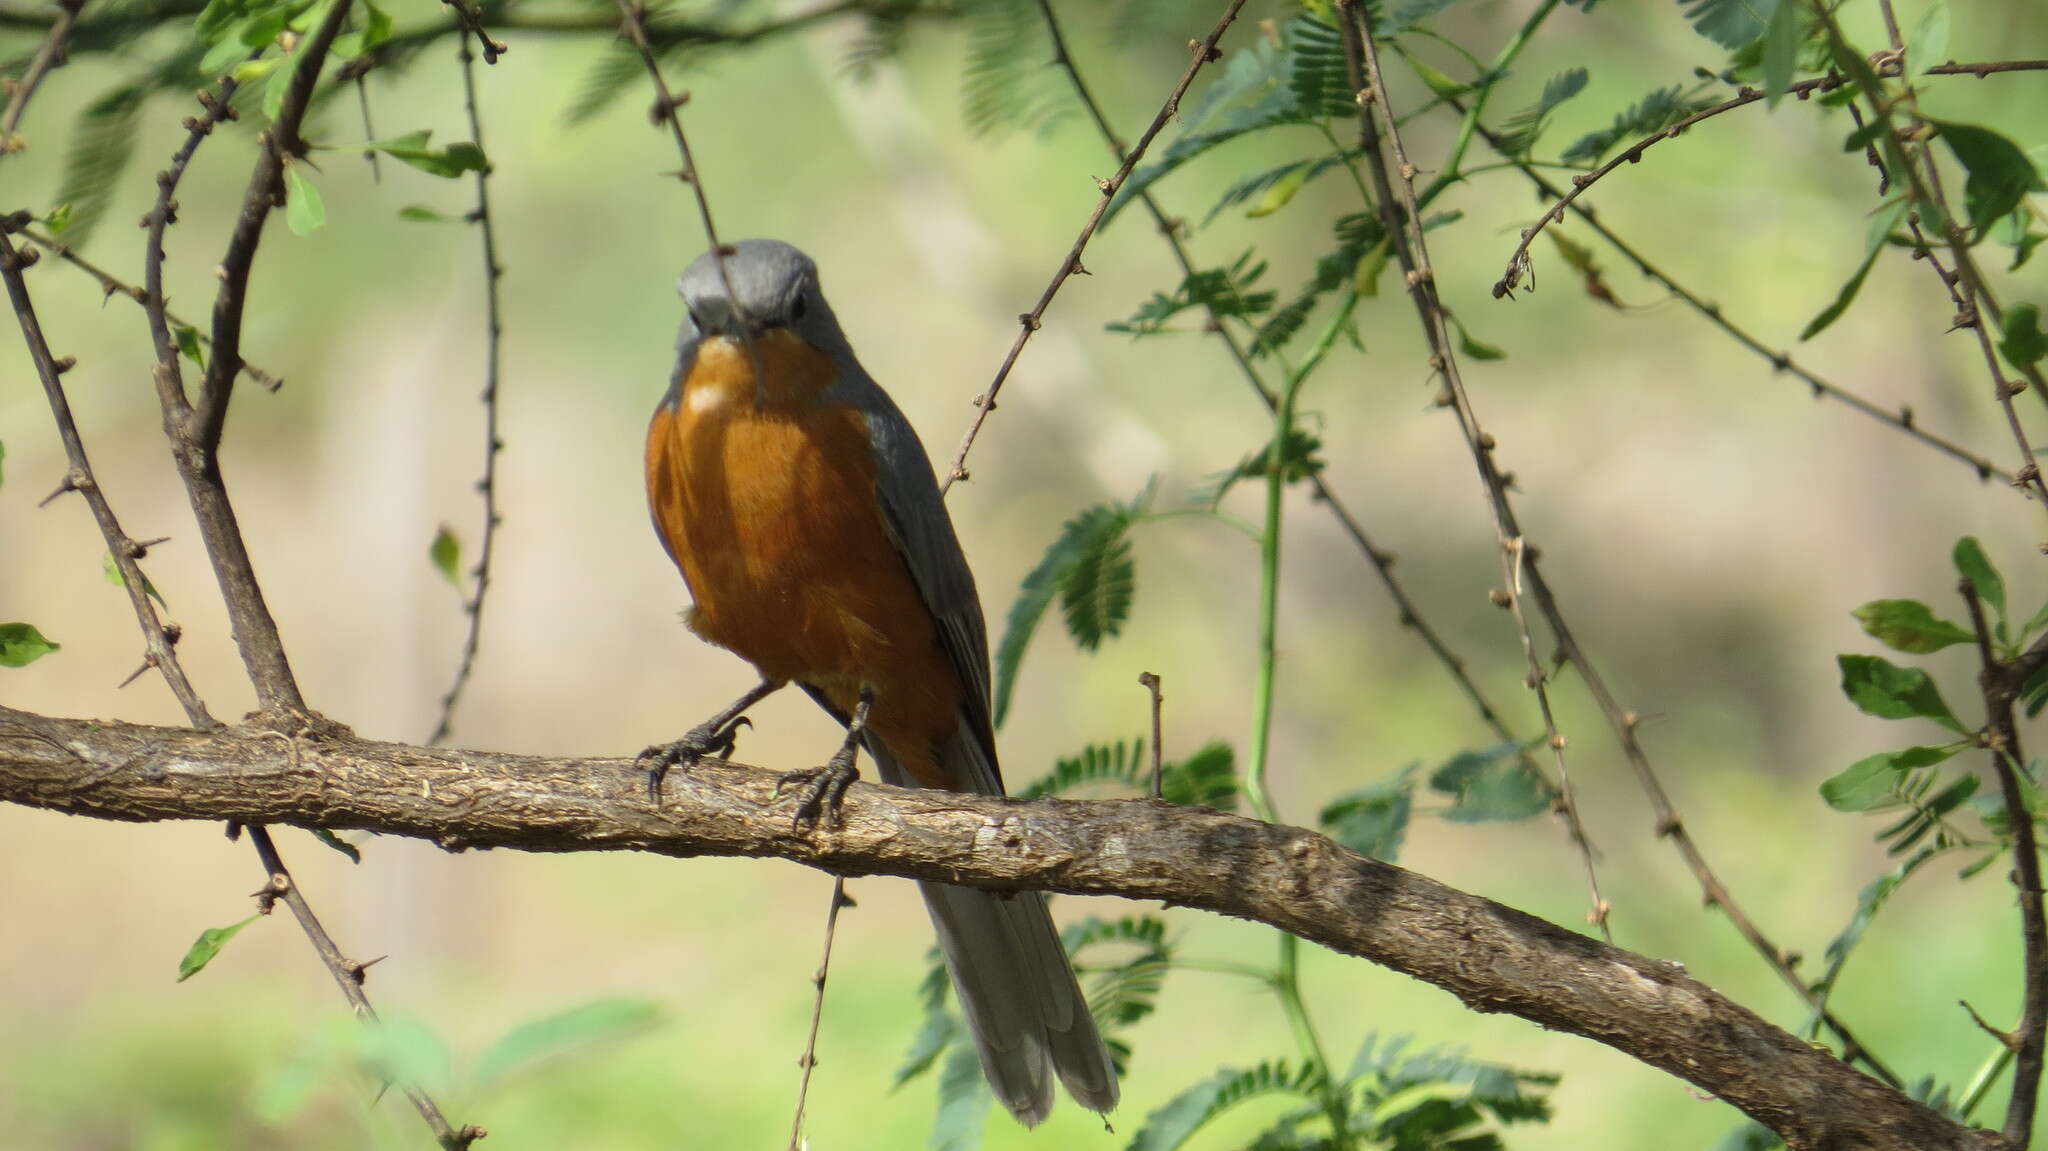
(865, 735, 1120, 1126)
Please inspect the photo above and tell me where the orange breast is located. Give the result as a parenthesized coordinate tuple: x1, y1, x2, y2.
(646, 331, 963, 787)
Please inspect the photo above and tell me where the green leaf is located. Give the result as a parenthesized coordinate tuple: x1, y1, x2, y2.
(1561, 85, 1713, 166)
(42, 203, 73, 235)
(1808, 846, 1943, 1020)
(1204, 156, 1352, 225)
(430, 525, 462, 588)
(176, 915, 260, 981)
(2000, 303, 2047, 371)
(53, 86, 144, 249)
(1800, 199, 1907, 340)
(261, 40, 298, 119)
(1319, 771, 1414, 861)
(1248, 164, 1314, 218)
(1430, 744, 1553, 821)
(1932, 121, 2044, 231)
(1200, 429, 1327, 506)
(283, 162, 325, 236)
(309, 827, 361, 863)
(1064, 916, 1171, 1060)
(1161, 742, 1238, 812)
(1851, 599, 1975, 653)
(1680, 0, 1782, 49)
(895, 957, 957, 1089)
(994, 492, 1151, 725)
(1953, 536, 2006, 625)
(194, 0, 245, 44)
(1820, 745, 1958, 811)
(1128, 1062, 1328, 1151)
(398, 204, 459, 223)
(230, 57, 279, 85)
(1109, 250, 1275, 336)
(1108, 17, 1342, 223)
(1017, 740, 1145, 800)
(1453, 317, 1506, 361)
(1058, 509, 1137, 652)
(103, 552, 168, 609)
(369, 131, 489, 178)
(0, 622, 61, 667)
(174, 323, 206, 369)
(1905, 1, 1949, 80)
(332, 0, 392, 59)
(929, 1045, 991, 1151)
(1494, 68, 1588, 157)
(354, 1016, 453, 1094)
(1407, 58, 1470, 99)
(1836, 655, 1967, 733)
(1760, 0, 1802, 107)
(958, 0, 1069, 140)
(472, 997, 662, 1088)
(201, 27, 258, 76)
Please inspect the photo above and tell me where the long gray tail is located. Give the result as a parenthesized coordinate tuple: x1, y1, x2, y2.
(866, 735, 1119, 1126)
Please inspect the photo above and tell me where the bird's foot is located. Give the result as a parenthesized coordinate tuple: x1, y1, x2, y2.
(781, 737, 860, 831)
(638, 714, 753, 804)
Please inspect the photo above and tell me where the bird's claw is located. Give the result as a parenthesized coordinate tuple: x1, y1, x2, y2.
(639, 715, 753, 804)
(780, 744, 860, 831)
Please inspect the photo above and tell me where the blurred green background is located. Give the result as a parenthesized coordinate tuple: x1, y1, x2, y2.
(4, 0, 2048, 1146)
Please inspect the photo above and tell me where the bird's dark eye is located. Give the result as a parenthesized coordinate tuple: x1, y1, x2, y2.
(791, 291, 808, 321)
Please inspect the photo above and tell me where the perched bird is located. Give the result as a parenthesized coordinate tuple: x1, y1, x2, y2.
(640, 239, 1119, 1125)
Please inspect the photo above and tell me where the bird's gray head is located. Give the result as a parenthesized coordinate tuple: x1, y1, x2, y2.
(676, 239, 847, 352)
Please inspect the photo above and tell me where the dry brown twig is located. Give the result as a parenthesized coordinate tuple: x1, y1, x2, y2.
(1030, 0, 1611, 931)
(426, 21, 507, 747)
(1960, 580, 2048, 1146)
(1337, 0, 1608, 942)
(0, 0, 84, 153)
(940, 0, 1251, 491)
(1341, 0, 1909, 1078)
(16, 226, 285, 391)
(114, 8, 476, 1144)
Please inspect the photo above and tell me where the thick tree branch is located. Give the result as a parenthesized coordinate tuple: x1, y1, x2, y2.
(0, 705, 2003, 1151)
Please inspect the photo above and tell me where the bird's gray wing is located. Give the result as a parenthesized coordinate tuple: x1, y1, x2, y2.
(842, 368, 1004, 795)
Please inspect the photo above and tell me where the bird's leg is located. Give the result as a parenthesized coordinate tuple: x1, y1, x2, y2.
(639, 677, 786, 803)
(782, 686, 872, 830)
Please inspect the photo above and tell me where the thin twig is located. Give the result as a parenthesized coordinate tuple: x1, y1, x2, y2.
(611, 0, 764, 402)
(786, 878, 851, 1151)
(439, 0, 505, 63)
(1499, 538, 1608, 937)
(1340, 1, 1608, 943)
(245, 824, 482, 1149)
(1033, 0, 1608, 914)
(1139, 671, 1163, 800)
(939, 0, 1250, 492)
(1961, 581, 2047, 1148)
(1, 226, 214, 725)
(122, 15, 480, 1143)
(1417, 29, 1892, 1081)
(1807, 5, 2048, 507)
(353, 71, 381, 182)
(0, 0, 210, 721)
(17, 226, 284, 391)
(426, 21, 505, 747)
(1493, 59, 2048, 302)
(1447, 102, 2011, 486)
(0, 0, 83, 153)
(1493, 75, 1844, 299)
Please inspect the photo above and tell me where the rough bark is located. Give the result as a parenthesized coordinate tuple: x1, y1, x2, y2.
(0, 705, 2003, 1151)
